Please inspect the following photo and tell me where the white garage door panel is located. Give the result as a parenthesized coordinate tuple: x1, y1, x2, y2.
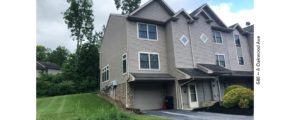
(134, 84, 164, 110)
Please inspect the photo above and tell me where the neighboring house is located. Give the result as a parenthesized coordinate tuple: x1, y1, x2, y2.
(36, 61, 61, 77)
(100, 0, 254, 110)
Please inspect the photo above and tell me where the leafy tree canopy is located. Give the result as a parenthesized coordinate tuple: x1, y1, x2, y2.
(114, 0, 141, 15)
(36, 45, 51, 61)
(47, 46, 70, 66)
(63, 0, 95, 49)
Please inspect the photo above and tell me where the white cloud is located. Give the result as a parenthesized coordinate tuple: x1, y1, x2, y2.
(37, 0, 253, 52)
(209, 3, 254, 27)
(37, 0, 119, 52)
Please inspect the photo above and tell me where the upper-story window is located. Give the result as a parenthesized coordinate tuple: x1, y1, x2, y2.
(235, 35, 241, 47)
(138, 23, 157, 40)
(234, 34, 244, 65)
(215, 54, 225, 67)
(101, 65, 109, 82)
(213, 30, 222, 44)
(122, 53, 127, 74)
(139, 52, 159, 70)
(238, 57, 244, 65)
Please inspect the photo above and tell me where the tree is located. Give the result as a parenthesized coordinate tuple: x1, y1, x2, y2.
(94, 25, 106, 47)
(114, 0, 141, 15)
(63, 0, 95, 49)
(47, 46, 70, 66)
(36, 45, 50, 61)
(77, 42, 100, 91)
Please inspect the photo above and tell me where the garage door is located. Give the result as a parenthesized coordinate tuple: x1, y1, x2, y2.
(133, 83, 164, 110)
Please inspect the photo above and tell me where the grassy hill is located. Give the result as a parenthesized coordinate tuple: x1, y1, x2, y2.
(37, 93, 168, 120)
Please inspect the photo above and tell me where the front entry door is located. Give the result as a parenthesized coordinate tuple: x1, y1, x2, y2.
(188, 84, 199, 108)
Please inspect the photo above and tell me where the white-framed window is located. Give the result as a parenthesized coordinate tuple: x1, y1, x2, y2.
(215, 54, 225, 67)
(137, 23, 157, 40)
(238, 57, 244, 65)
(138, 52, 160, 70)
(179, 35, 189, 46)
(213, 30, 222, 44)
(101, 65, 109, 82)
(234, 35, 241, 47)
(122, 53, 127, 74)
(234, 34, 244, 65)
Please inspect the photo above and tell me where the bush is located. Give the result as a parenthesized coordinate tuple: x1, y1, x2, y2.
(37, 73, 76, 97)
(239, 98, 250, 109)
(224, 85, 245, 95)
(58, 80, 75, 95)
(223, 87, 253, 108)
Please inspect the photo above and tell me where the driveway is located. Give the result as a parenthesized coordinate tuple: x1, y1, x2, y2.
(144, 110, 253, 120)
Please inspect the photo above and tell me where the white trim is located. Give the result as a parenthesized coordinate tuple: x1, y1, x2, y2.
(122, 53, 128, 75)
(233, 33, 245, 65)
(101, 64, 110, 83)
(215, 53, 226, 67)
(138, 51, 160, 71)
(179, 35, 189, 46)
(173, 9, 193, 20)
(129, 0, 175, 16)
(137, 22, 158, 41)
(188, 83, 199, 108)
(212, 30, 223, 45)
(200, 33, 208, 43)
(176, 69, 191, 79)
(129, 0, 154, 16)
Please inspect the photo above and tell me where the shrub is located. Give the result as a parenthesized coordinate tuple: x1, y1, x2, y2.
(223, 87, 253, 108)
(239, 98, 250, 109)
(58, 80, 75, 95)
(224, 85, 245, 95)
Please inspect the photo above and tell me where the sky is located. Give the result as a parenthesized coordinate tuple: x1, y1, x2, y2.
(37, 0, 254, 52)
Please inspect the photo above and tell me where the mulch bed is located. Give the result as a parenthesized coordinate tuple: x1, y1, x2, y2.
(192, 102, 253, 116)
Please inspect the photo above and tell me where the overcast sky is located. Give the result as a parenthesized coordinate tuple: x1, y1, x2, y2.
(37, 0, 253, 52)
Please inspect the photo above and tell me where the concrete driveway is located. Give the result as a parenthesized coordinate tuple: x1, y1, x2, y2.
(144, 110, 253, 120)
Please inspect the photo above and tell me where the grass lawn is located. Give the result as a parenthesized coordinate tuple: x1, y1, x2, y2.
(37, 93, 168, 120)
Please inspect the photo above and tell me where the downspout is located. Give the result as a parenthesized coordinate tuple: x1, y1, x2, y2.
(125, 19, 129, 108)
(187, 22, 195, 67)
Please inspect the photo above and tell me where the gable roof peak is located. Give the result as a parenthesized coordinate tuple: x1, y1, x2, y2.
(190, 3, 227, 27)
(129, 0, 175, 16)
(173, 9, 193, 20)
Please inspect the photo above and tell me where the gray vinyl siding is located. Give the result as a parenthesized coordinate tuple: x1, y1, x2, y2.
(196, 80, 213, 102)
(133, 1, 171, 22)
(227, 30, 253, 71)
(171, 14, 194, 68)
(100, 15, 128, 89)
(189, 14, 252, 71)
(247, 33, 254, 64)
(127, 20, 169, 73)
(190, 14, 217, 65)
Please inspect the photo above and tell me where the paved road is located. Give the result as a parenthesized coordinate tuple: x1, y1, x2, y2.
(145, 110, 253, 120)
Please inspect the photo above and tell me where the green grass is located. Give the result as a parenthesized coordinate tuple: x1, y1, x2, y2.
(37, 93, 168, 120)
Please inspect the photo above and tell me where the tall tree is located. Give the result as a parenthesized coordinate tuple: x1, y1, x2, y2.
(36, 45, 50, 61)
(114, 0, 141, 15)
(94, 25, 106, 47)
(63, 0, 95, 49)
(47, 46, 70, 66)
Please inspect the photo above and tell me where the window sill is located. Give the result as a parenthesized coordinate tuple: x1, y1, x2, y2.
(137, 38, 158, 41)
